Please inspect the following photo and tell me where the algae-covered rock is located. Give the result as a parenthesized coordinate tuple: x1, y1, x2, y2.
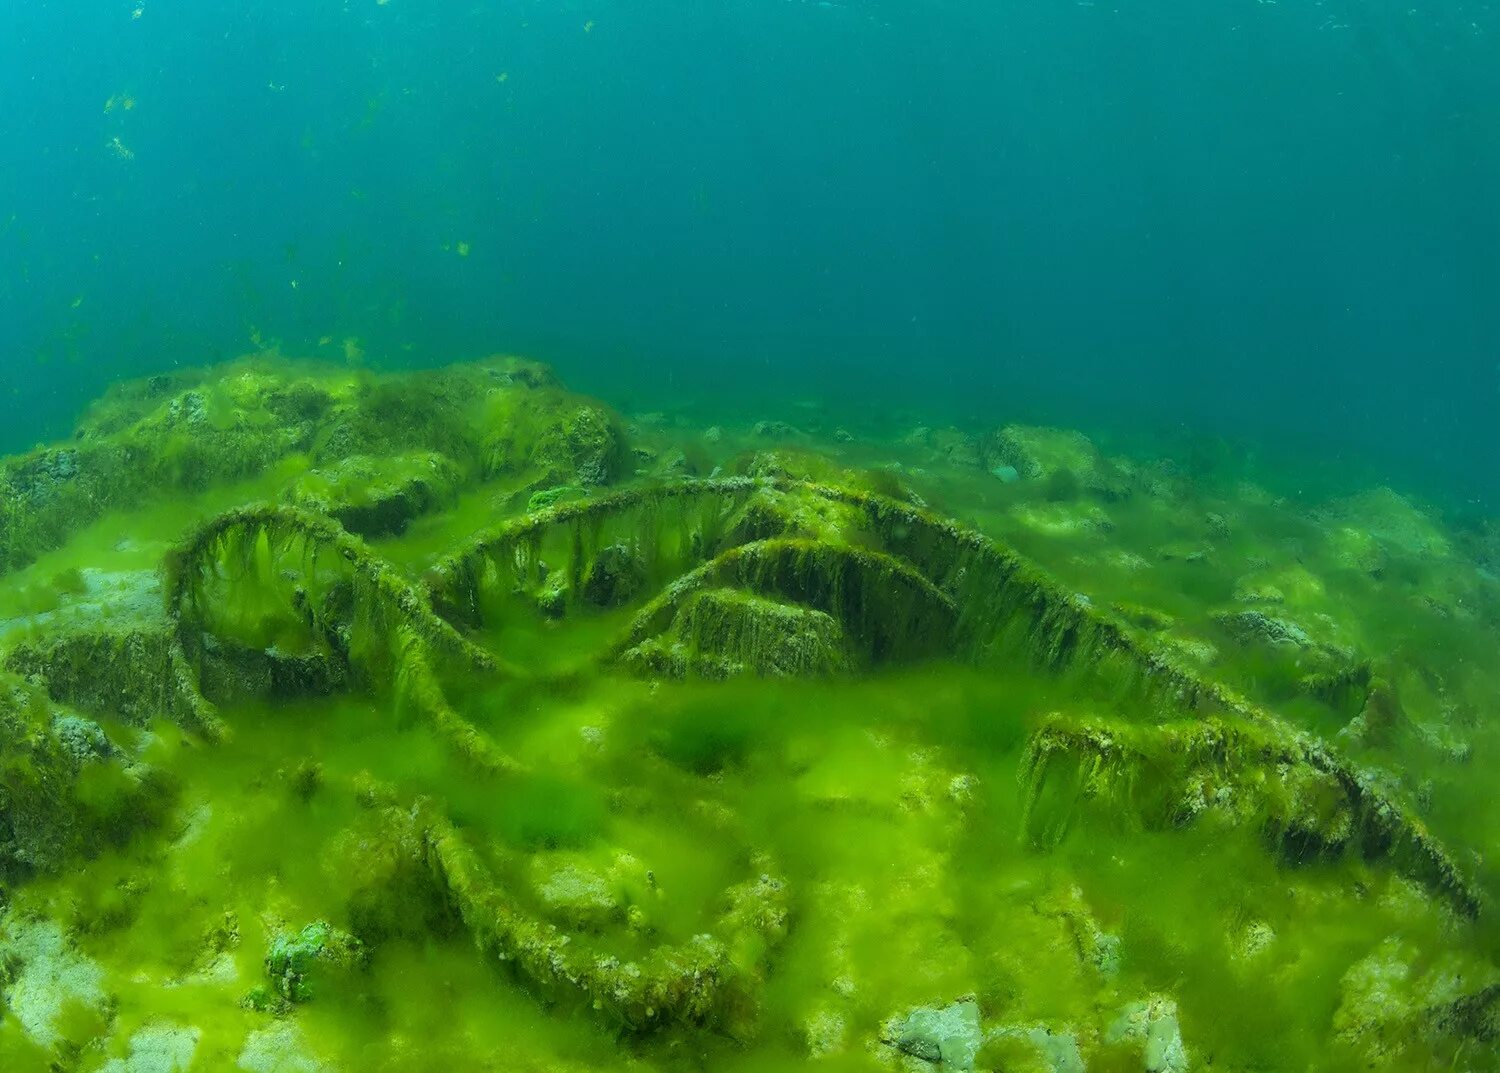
(981, 425, 1130, 500)
(480, 382, 628, 488)
(0, 915, 109, 1050)
(1333, 937, 1500, 1064)
(0, 674, 170, 881)
(1212, 608, 1314, 649)
(261, 921, 365, 1006)
(531, 864, 620, 930)
(580, 543, 647, 608)
(283, 452, 461, 538)
(237, 1021, 332, 1073)
(1321, 487, 1452, 559)
(721, 485, 860, 546)
(526, 483, 587, 512)
(984, 1024, 1086, 1073)
(526, 851, 655, 932)
(1011, 502, 1114, 538)
(1104, 995, 1189, 1073)
(1110, 602, 1174, 632)
(1019, 713, 1461, 898)
(0, 357, 633, 576)
(98, 1021, 201, 1073)
(883, 998, 982, 1070)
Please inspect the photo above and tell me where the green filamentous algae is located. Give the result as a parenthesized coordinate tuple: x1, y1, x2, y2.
(0, 358, 1495, 1071)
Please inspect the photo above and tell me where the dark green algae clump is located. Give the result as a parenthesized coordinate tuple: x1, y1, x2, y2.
(0, 357, 1497, 1072)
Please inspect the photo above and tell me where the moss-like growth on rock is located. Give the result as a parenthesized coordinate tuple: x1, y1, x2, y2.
(261, 921, 365, 1006)
(981, 425, 1130, 500)
(0, 356, 632, 576)
(284, 452, 461, 538)
(0, 674, 171, 884)
(622, 588, 851, 679)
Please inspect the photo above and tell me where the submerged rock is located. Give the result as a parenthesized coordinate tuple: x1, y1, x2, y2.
(0, 674, 169, 881)
(50, 714, 114, 763)
(0, 916, 109, 1050)
(986, 1024, 1086, 1073)
(884, 998, 982, 1070)
(237, 1021, 332, 1073)
(1105, 995, 1189, 1073)
(580, 543, 646, 608)
(284, 452, 460, 537)
(981, 425, 1130, 499)
(531, 864, 620, 930)
(1333, 937, 1500, 1064)
(752, 419, 799, 439)
(260, 922, 365, 1006)
(99, 1022, 201, 1073)
(1212, 608, 1313, 649)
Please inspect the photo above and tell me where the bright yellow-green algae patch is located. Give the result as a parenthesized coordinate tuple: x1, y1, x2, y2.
(0, 359, 1497, 1073)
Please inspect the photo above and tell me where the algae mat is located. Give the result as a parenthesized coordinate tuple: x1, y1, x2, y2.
(0, 358, 1497, 1072)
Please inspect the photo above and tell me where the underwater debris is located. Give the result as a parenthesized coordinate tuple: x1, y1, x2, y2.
(422, 477, 1484, 915)
(620, 587, 851, 679)
(161, 503, 517, 775)
(1020, 713, 1480, 915)
(0, 360, 1494, 1067)
(612, 537, 957, 670)
(415, 802, 789, 1032)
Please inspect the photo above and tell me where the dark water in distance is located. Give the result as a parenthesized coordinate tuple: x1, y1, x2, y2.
(2, 1, 1496, 505)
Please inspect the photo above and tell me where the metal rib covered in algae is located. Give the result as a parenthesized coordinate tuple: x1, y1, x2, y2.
(3, 475, 1482, 1040)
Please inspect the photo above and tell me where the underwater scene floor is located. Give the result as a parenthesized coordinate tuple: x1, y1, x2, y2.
(0, 357, 1497, 1072)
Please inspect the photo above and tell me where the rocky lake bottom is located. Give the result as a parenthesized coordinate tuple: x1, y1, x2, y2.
(0, 357, 1497, 1072)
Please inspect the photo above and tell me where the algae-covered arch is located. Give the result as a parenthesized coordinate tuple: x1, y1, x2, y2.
(2, 474, 1485, 1046)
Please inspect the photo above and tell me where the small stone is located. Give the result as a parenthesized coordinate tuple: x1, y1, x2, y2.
(51, 714, 113, 763)
(263, 922, 364, 1005)
(885, 998, 982, 1070)
(1106, 995, 1189, 1073)
(1213, 609, 1313, 649)
(99, 1022, 201, 1073)
(988, 1024, 1086, 1073)
(802, 1008, 848, 1056)
(533, 864, 619, 929)
(580, 544, 645, 608)
(752, 420, 798, 439)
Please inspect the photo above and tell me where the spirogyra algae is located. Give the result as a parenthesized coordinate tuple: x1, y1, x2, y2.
(0, 359, 1496, 1072)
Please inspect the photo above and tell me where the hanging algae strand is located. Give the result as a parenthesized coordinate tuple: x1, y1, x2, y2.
(162, 503, 520, 776)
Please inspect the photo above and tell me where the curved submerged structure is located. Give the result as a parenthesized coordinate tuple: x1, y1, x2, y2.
(0, 361, 1496, 1071)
